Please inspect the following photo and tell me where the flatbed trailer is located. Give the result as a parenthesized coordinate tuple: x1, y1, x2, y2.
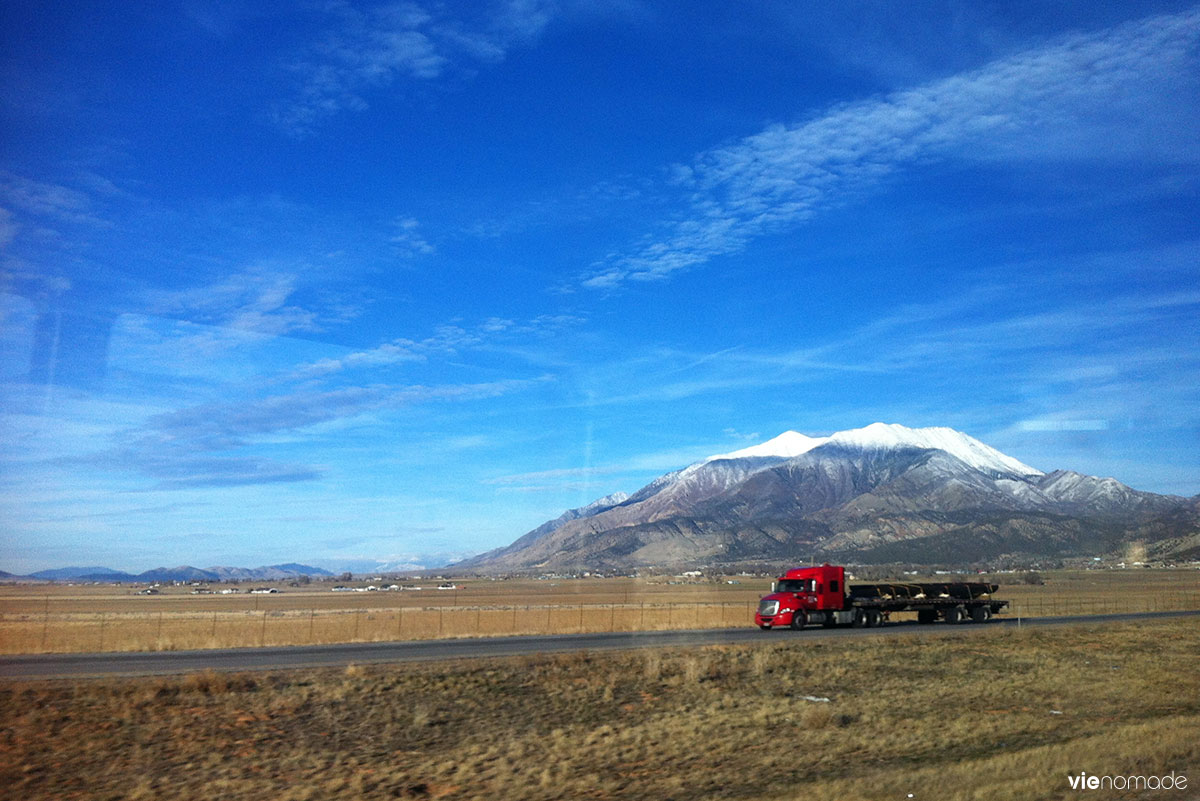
(755, 564, 1008, 629)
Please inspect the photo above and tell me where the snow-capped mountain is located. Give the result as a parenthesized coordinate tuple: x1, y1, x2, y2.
(824, 423, 1042, 477)
(705, 430, 826, 462)
(456, 423, 1194, 570)
(705, 423, 1041, 477)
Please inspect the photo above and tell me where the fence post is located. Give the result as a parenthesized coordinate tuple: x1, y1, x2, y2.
(310, 609, 316, 643)
(354, 608, 361, 640)
(99, 613, 106, 651)
(260, 610, 267, 647)
(157, 611, 163, 644)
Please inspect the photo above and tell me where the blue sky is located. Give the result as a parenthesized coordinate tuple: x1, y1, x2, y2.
(2, 1, 1198, 573)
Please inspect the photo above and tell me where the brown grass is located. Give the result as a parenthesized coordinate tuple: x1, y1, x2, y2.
(1, 569, 1197, 654)
(2, 617, 1198, 800)
(0, 602, 757, 654)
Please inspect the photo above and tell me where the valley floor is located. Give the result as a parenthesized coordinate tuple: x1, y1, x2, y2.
(2, 618, 1198, 800)
(2, 568, 1197, 655)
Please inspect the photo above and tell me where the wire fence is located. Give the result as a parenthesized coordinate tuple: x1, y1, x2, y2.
(0, 601, 756, 654)
(1004, 593, 1200, 619)
(2, 592, 1199, 655)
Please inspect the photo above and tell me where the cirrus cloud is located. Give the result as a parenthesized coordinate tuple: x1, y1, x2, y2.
(581, 7, 1200, 289)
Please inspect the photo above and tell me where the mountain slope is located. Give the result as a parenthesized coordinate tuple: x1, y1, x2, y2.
(458, 423, 1193, 570)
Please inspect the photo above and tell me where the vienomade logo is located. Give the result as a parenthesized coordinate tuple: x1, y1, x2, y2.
(1068, 771, 1188, 791)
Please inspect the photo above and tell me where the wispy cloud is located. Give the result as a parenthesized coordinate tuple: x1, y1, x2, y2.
(580, 8, 1200, 289)
(569, 277, 1200, 423)
(154, 378, 543, 445)
(0, 172, 107, 228)
(145, 267, 326, 336)
(80, 376, 549, 489)
(1016, 419, 1109, 432)
(274, 0, 561, 135)
(287, 312, 585, 379)
(289, 343, 425, 380)
(485, 464, 611, 487)
(0, 171, 122, 295)
(390, 216, 435, 258)
(0, 208, 16, 249)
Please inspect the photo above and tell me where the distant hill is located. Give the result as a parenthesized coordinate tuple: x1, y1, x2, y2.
(457, 423, 1197, 571)
(137, 566, 222, 582)
(13, 563, 333, 583)
(28, 566, 130, 581)
(204, 564, 335, 580)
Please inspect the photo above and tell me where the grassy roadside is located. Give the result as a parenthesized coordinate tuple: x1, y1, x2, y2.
(2, 618, 1198, 800)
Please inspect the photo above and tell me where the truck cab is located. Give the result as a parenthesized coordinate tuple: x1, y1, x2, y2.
(755, 564, 846, 629)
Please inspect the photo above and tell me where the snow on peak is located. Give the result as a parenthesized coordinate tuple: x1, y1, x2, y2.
(826, 423, 1042, 476)
(704, 423, 1041, 476)
(580, 491, 630, 512)
(706, 430, 826, 462)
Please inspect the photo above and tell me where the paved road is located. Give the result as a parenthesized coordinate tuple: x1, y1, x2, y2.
(2, 609, 1197, 681)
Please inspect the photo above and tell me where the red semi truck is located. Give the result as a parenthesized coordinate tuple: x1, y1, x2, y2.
(754, 564, 1007, 630)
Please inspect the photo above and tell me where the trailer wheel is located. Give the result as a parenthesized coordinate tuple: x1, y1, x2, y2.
(970, 606, 991, 623)
(866, 609, 883, 627)
(917, 610, 937, 625)
(790, 610, 808, 630)
(851, 608, 868, 628)
(945, 605, 966, 624)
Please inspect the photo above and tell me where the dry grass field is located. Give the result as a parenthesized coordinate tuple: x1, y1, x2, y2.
(2, 617, 1198, 800)
(1, 569, 1197, 654)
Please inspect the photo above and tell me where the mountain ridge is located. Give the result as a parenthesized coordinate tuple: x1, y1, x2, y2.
(17, 564, 335, 583)
(456, 423, 1194, 571)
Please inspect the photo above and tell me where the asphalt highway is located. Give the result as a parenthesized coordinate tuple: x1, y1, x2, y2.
(2, 609, 1197, 681)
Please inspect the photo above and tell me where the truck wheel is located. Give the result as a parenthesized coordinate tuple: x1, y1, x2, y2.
(790, 610, 808, 630)
(851, 608, 868, 628)
(970, 606, 991, 623)
(945, 605, 966, 624)
(917, 610, 937, 625)
(866, 609, 883, 627)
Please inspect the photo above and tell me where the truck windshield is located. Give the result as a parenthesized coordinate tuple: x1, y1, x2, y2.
(776, 579, 814, 593)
